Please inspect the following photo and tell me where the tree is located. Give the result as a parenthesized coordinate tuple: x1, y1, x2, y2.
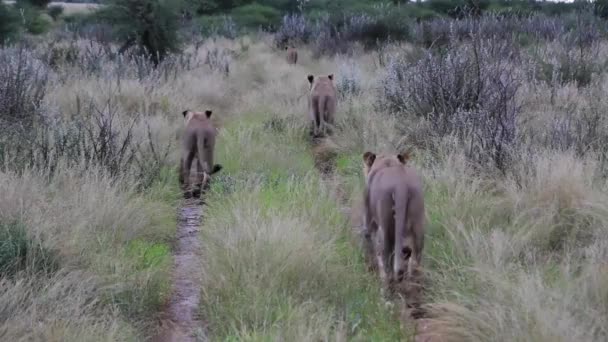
(96, 0, 182, 65)
(0, 3, 20, 44)
(17, 0, 51, 9)
(595, 0, 608, 19)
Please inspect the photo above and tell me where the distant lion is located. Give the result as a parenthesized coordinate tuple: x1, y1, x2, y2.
(286, 46, 298, 64)
(362, 150, 425, 289)
(307, 74, 337, 138)
(179, 110, 223, 195)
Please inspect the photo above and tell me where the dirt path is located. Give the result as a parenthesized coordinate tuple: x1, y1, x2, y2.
(154, 198, 207, 342)
(310, 138, 441, 342)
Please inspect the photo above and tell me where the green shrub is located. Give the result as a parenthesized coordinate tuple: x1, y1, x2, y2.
(96, 0, 182, 65)
(14, 3, 51, 35)
(595, 0, 608, 19)
(0, 3, 20, 44)
(26, 14, 52, 35)
(17, 0, 51, 9)
(199, 15, 238, 38)
(47, 4, 64, 21)
(231, 3, 280, 29)
(0, 220, 58, 277)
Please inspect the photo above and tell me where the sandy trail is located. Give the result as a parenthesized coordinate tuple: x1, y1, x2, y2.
(154, 198, 207, 342)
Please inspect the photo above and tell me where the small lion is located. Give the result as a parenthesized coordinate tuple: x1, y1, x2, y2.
(179, 110, 223, 195)
(286, 46, 298, 64)
(362, 150, 425, 290)
(307, 74, 337, 138)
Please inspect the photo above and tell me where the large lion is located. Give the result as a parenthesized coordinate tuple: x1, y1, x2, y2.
(307, 74, 337, 138)
(362, 150, 425, 289)
(285, 46, 298, 64)
(179, 110, 223, 195)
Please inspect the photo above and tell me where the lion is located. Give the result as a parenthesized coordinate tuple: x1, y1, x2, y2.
(307, 74, 337, 138)
(179, 110, 223, 195)
(362, 150, 425, 290)
(286, 46, 298, 64)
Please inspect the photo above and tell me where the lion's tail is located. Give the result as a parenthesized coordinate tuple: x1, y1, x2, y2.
(312, 96, 321, 129)
(394, 187, 413, 262)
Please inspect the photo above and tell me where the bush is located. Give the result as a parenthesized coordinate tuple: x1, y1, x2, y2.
(381, 37, 522, 171)
(17, 0, 51, 8)
(0, 4, 20, 44)
(344, 12, 409, 50)
(530, 12, 603, 87)
(0, 220, 58, 278)
(47, 4, 64, 21)
(231, 3, 281, 29)
(199, 15, 239, 39)
(274, 14, 313, 48)
(0, 101, 171, 188)
(596, 0, 608, 19)
(26, 14, 52, 35)
(96, 0, 182, 65)
(0, 46, 50, 126)
(205, 46, 232, 76)
(46, 43, 80, 69)
(15, 3, 52, 35)
(307, 9, 411, 57)
(336, 60, 362, 100)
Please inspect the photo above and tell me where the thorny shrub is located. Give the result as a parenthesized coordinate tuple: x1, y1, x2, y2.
(0, 45, 172, 189)
(0, 46, 51, 126)
(0, 97, 171, 189)
(381, 37, 522, 172)
(205, 47, 232, 76)
(530, 13, 604, 87)
(336, 60, 363, 100)
(274, 14, 313, 48)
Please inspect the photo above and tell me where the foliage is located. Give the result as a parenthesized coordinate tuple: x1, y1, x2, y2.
(381, 35, 521, 172)
(0, 46, 50, 126)
(17, 0, 52, 9)
(47, 5, 64, 21)
(0, 3, 20, 44)
(95, 0, 183, 65)
(231, 3, 281, 29)
(0, 220, 58, 278)
(595, 0, 608, 19)
(13, 2, 52, 35)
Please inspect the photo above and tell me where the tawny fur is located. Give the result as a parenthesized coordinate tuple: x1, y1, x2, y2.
(362, 151, 425, 289)
(179, 110, 222, 192)
(307, 74, 337, 138)
(286, 47, 298, 64)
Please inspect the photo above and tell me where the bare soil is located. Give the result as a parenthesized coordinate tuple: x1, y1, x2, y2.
(153, 198, 207, 342)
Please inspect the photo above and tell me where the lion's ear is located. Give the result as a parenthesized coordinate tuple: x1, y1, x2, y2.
(205, 110, 213, 118)
(182, 110, 190, 117)
(363, 152, 376, 167)
(397, 149, 413, 164)
(307, 75, 314, 84)
(328, 74, 334, 81)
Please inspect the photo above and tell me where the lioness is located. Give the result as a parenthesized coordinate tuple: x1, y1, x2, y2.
(362, 151, 425, 288)
(307, 74, 337, 138)
(286, 46, 298, 64)
(179, 110, 223, 195)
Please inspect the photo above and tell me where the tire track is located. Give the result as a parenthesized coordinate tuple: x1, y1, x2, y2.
(154, 198, 207, 342)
